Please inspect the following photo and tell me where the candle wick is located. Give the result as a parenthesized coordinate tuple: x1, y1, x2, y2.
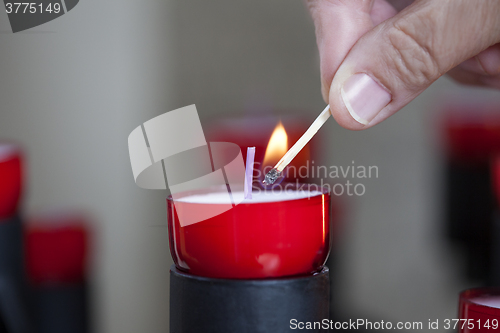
(244, 147, 256, 199)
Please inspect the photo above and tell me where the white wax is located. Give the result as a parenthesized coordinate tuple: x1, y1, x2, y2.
(472, 297, 500, 309)
(0, 143, 17, 162)
(176, 190, 323, 204)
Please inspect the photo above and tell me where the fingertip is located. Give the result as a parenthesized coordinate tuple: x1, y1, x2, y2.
(476, 44, 500, 75)
(329, 86, 368, 131)
(321, 80, 330, 104)
(331, 108, 367, 131)
(329, 72, 392, 131)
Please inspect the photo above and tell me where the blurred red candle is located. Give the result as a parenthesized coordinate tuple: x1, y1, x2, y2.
(0, 143, 23, 219)
(25, 212, 89, 285)
(443, 107, 500, 164)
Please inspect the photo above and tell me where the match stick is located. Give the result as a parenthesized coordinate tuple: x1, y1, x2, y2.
(263, 105, 331, 185)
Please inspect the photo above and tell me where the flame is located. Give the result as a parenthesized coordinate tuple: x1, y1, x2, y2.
(263, 122, 288, 166)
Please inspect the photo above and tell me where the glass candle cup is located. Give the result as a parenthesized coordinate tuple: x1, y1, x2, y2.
(458, 288, 500, 333)
(167, 183, 331, 279)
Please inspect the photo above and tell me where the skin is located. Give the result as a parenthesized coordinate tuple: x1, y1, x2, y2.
(307, 0, 500, 130)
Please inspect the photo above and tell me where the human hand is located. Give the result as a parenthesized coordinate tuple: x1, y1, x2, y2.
(307, 0, 500, 129)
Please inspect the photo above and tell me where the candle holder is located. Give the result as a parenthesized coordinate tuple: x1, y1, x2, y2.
(0, 143, 32, 333)
(459, 287, 500, 333)
(442, 107, 500, 282)
(25, 211, 90, 333)
(170, 265, 330, 333)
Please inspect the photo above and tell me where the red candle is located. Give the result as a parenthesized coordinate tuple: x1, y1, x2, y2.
(168, 184, 331, 279)
(25, 212, 89, 285)
(458, 288, 500, 333)
(442, 108, 500, 164)
(0, 143, 22, 219)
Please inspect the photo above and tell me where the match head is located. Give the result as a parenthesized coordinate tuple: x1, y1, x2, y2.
(263, 168, 282, 186)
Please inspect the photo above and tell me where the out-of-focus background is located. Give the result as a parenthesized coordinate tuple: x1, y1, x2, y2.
(0, 0, 499, 332)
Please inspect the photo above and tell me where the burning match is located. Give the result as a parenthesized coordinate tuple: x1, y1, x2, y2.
(263, 105, 331, 185)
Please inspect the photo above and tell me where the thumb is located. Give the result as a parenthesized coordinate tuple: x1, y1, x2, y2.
(308, 0, 382, 102)
(328, 0, 500, 130)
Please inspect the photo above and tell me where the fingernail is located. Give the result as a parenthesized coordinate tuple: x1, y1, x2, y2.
(341, 74, 391, 125)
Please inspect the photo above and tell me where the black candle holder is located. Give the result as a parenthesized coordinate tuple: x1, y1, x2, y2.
(0, 215, 32, 333)
(170, 265, 330, 333)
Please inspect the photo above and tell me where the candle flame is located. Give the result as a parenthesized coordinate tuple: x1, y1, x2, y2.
(263, 122, 288, 167)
